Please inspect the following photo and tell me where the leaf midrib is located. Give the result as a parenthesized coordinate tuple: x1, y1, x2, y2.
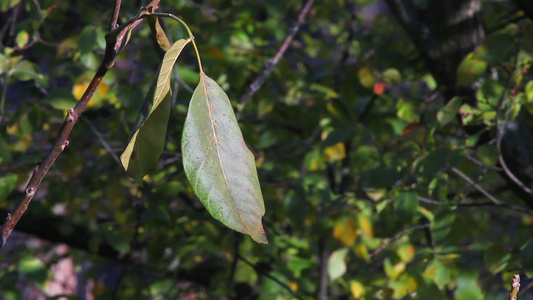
(201, 73, 251, 232)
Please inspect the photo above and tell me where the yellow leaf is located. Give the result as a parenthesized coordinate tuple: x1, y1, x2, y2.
(350, 280, 365, 298)
(397, 244, 415, 263)
(288, 280, 298, 291)
(353, 243, 369, 261)
(384, 257, 405, 280)
(333, 218, 357, 246)
(324, 142, 346, 162)
(357, 214, 374, 238)
(358, 67, 376, 89)
(72, 74, 110, 108)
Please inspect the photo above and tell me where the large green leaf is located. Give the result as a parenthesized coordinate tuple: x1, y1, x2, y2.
(121, 39, 190, 184)
(182, 72, 267, 243)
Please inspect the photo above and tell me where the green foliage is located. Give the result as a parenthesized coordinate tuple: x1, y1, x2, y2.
(2, 0, 533, 299)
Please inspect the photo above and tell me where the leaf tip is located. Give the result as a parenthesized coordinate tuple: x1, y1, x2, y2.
(250, 228, 268, 244)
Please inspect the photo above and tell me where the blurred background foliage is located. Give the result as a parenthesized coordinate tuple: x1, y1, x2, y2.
(2, 0, 533, 299)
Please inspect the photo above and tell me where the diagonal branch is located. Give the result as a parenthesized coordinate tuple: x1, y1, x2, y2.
(238, 254, 304, 300)
(237, 0, 314, 116)
(368, 223, 431, 259)
(451, 167, 501, 204)
(0, 2, 149, 248)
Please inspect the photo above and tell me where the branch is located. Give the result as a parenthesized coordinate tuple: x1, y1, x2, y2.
(451, 167, 501, 204)
(109, 0, 122, 31)
(237, 0, 314, 115)
(228, 234, 241, 298)
(509, 274, 520, 300)
(368, 223, 431, 259)
(237, 255, 304, 300)
(417, 196, 533, 215)
(0, 5, 148, 248)
(82, 117, 122, 167)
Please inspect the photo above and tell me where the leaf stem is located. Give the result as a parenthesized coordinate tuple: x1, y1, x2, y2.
(146, 12, 204, 73)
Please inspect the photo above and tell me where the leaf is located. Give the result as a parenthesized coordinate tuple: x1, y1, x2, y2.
(105, 231, 131, 253)
(384, 257, 405, 280)
(333, 218, 357, 247)
(328, 248, 348, 281)
(394, 191, 419, 222)
(454, 270, 484, 300)
(437, 97, 461, 126)
(0, 0, 20, 12)
(121, 39, 190, 184)
(382, 68, 402, 83)
(324, 142, 346, 162)
(358, 67, 376, 89)
(424, 259, 451, 289)
(182, 73, 267, 243)
(0, 174, 17, 201)
(456, 53, 487, 87)
(19, 256, 47, 283)
(484, 246, 511, 274)
(147, 16, 171, 51)
(350, 280, 365, 299)
(430, 209, 455, 244)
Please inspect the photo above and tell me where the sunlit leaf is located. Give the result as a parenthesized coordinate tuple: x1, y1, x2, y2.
(457, 53, 487, 87)
(357, 214, 373, 238)
(437, 97, 461, 126)
(0, 174, 17, 202)
(397, 244, 415, 263)
(350, 280, 365, 299)
(324, 142, 346, 162)
(19, 256, 47, 283)
(382, 68, 402, 83)
(0, 0, 20, 12)
(358, 67, 376, 89)
(328, 248, 348, 281)
(396, 99, 419, 123)
(333, 218, 357, 247)
(15, 30, 29, 48)
(182, 72, 267, 243)
(9, 60, 44, 82)
(384, 257, 405, 280)
(424, 259, 451, 289)
(121, 39, 190, 184)
(454, 270, 483, 300)
(45, 88, 78, 110)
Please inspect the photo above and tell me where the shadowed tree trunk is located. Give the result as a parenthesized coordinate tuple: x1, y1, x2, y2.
(383, 0, 484, 100)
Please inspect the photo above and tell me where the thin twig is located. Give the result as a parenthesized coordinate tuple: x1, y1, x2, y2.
(368, 224, 431, 259)
(418, 196, 533, 215)
(497, 126, 533, 196)
(509, 274, 520, 300)
(494, 41, 533, 196)
(237, 0, 314, 116)
(82, 117, 122, 167)
(228, 235, 241, 298)
(451, 167, 501, 204)
(238, 255, 304, 300)
(110, 0, 122, 31)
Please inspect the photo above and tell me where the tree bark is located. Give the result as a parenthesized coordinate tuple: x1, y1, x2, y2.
(384, 0, 484, 99)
